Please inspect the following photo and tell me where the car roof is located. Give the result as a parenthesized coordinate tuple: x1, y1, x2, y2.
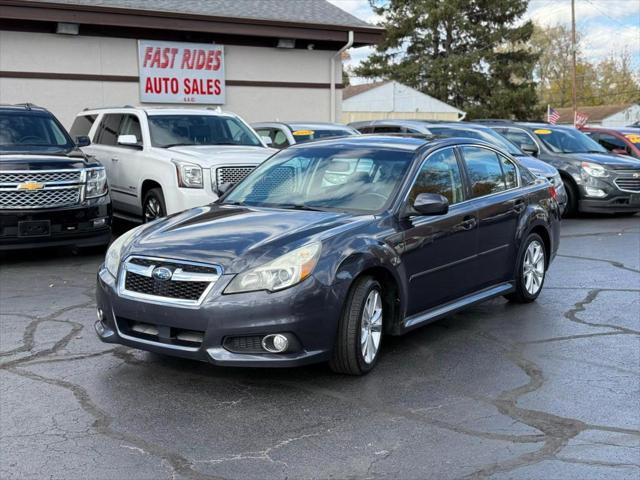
(252, 121, 354, 131)
(584, 126, 638, 135)
(286, 134, 497, 153)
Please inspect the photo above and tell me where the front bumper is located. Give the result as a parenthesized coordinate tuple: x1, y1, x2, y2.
(577, 173, 640, 213)
(0, 195, 112, 250)
(95, 266, 343, 367)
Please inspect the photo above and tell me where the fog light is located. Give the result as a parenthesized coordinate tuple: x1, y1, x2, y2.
(262, 334, 289, 353)
(585, 187, 606, 198)
(96, 308, 104, 321)
(95, 320, 105, 335)
(93, 218, 107, 228)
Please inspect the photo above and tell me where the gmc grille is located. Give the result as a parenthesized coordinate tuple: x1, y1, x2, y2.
(215, 166, 256, 188)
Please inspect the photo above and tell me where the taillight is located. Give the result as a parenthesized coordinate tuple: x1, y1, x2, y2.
(548, 185, 557, 200)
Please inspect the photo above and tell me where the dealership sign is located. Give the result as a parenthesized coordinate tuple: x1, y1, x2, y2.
(138, 40, 225, 104)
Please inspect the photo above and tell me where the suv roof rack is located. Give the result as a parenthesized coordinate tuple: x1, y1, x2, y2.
(82, 105, 135, 111)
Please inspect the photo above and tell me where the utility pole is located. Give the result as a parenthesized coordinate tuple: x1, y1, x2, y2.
(571, 0, 577, 124)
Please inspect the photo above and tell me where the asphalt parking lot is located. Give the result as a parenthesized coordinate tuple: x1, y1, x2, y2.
(1, 216, 638, 480)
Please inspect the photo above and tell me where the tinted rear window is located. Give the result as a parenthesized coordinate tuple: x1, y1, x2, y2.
(69, 114, 97, 137)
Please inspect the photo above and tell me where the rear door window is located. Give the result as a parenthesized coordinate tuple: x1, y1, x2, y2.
(69, 114, 96, 138)
(95, 114, 123, 146)
(461, 146, 508, 198)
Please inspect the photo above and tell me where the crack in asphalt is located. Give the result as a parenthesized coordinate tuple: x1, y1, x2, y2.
(557, 253, 640, 274)
(564, 289, 640, 335)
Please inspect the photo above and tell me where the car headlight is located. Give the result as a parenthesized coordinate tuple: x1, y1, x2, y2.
(172, 159, 203, 188)
(581, 161, 608, 178)
(225, 242, 322, 294)
(85, 167, 108, 198)
(104, 226, 141, 278)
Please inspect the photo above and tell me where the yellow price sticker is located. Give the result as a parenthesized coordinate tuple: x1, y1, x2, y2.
(624, 134, 640, 144)
(292, 130, 314, 136)
(534, 129, 552, 135)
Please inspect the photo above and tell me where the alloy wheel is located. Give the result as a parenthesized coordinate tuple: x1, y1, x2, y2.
(523, 240, 545, 295)
(360, 289, 383, 364)
(144, 197, 163, 222)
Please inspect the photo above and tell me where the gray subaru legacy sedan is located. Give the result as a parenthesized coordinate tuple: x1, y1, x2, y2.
(95, 136, 560, 375)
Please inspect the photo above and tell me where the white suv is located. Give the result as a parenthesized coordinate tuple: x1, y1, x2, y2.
(70, 107, 275, 222)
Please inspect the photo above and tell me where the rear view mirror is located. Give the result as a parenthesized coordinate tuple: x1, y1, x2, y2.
(413, 193, 449, 215)
(75, 135, 91, 147)
(118, 134, 141, 148)
(520, 143, 538, 156)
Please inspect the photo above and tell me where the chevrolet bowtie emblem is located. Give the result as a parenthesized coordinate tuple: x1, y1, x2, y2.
(17, 181, 45, 191)
(633, 173, 640, 179)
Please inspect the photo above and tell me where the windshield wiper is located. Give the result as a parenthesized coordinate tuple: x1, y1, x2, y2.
(277, 203, 327, 212)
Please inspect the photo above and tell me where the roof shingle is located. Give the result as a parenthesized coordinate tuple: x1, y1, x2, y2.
(24, 0, 374, 28)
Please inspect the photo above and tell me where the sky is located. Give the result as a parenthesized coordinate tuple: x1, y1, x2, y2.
(327, 0, 640, 82)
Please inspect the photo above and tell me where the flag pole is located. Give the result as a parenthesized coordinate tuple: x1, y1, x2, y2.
(547, 104, 550, 123)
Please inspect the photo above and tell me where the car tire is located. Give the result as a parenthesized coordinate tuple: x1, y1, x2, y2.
(143, 188, 166, 223)
(329, 276, 384, 375)
(505, 233, 547, 304)
(562, 179, 578, 217)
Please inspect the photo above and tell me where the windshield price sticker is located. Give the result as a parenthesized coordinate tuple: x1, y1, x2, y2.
(138, 40, 225, 104)
(534, 129, 552, 135)
(624, 134, 640, 144)
(292, 130, 315, 136)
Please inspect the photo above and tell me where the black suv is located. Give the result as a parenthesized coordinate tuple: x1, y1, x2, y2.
(0, 104, 112, 250)
(480, 121, 640, 215)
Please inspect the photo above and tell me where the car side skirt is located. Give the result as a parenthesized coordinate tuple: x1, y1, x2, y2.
(400, 282, 515, 333)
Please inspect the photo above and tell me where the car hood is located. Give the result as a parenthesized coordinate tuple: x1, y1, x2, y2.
(126, 204, 367, 273)
(514, 154, 558, 177)
(0, 149, 93, 170)
(167, 145, 277, 167)
(561, 152, 640, 170)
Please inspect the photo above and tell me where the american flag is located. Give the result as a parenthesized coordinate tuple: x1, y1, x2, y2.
(575, 111, 589, 128)
(547, 106, 560, 124)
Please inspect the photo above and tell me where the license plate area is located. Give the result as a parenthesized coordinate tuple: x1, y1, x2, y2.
(629, 194, 640, 206)
(18, 220, 51, 237)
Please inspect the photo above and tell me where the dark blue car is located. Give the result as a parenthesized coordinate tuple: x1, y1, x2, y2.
(95, 136, 560, 375)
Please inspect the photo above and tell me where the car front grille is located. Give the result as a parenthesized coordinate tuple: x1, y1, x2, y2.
(0, 169, 83, 209)
(0, 170, 81, 184)
(0, 187, 80, 209)
(614, 171, 640, 192)
(216, 166, 256, 189)
(223, 335, 265, 354)
(119, 256, 222, 306)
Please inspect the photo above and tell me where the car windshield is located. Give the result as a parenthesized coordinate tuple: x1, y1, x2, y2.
(290, 127, 357, 143)
(0, 113, 73, 150)
(148, 115, 262, 148)
(428, 126, 522, 155)
(532, 127, 607, 154)
(223, 146, 414, 213)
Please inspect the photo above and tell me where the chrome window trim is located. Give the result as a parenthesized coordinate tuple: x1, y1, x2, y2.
(117, 255, 222, 308)
(400, 144, 523, 211)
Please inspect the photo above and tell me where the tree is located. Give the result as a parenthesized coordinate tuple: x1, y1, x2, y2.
(354, 0, 540, 119)
(596, 52, 640, 105)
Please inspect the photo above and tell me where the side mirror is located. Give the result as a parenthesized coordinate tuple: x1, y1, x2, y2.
(520, 143, 538, 156)
(117, 134, 141, 148)
(75, 135, 91, 147)
(412, 193, 449, 215)
(261, 136, 273, 146)
(217, 181, 235, 196)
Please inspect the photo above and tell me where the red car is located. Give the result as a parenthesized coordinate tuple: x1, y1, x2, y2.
(580, 127, 640, 159)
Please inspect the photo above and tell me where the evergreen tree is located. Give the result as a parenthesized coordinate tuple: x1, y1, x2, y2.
(354, 0, 540, 119)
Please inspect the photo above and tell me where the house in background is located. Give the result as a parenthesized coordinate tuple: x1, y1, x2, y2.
(341, 80, 465, 124)
(556, 103, 640, 127)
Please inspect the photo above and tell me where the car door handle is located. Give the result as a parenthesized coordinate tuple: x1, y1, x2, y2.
(111, 157, 119, 163)
(512, 199, 526, 213)
(460, 216, 477, 230)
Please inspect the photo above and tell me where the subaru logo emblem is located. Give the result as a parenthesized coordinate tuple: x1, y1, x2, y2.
(152, 266, 173, 281)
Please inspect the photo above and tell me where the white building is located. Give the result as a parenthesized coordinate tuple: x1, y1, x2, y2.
(341, 80, 466, 124)
(0, 0, 383, 127)
(556, 103, 640, 127)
